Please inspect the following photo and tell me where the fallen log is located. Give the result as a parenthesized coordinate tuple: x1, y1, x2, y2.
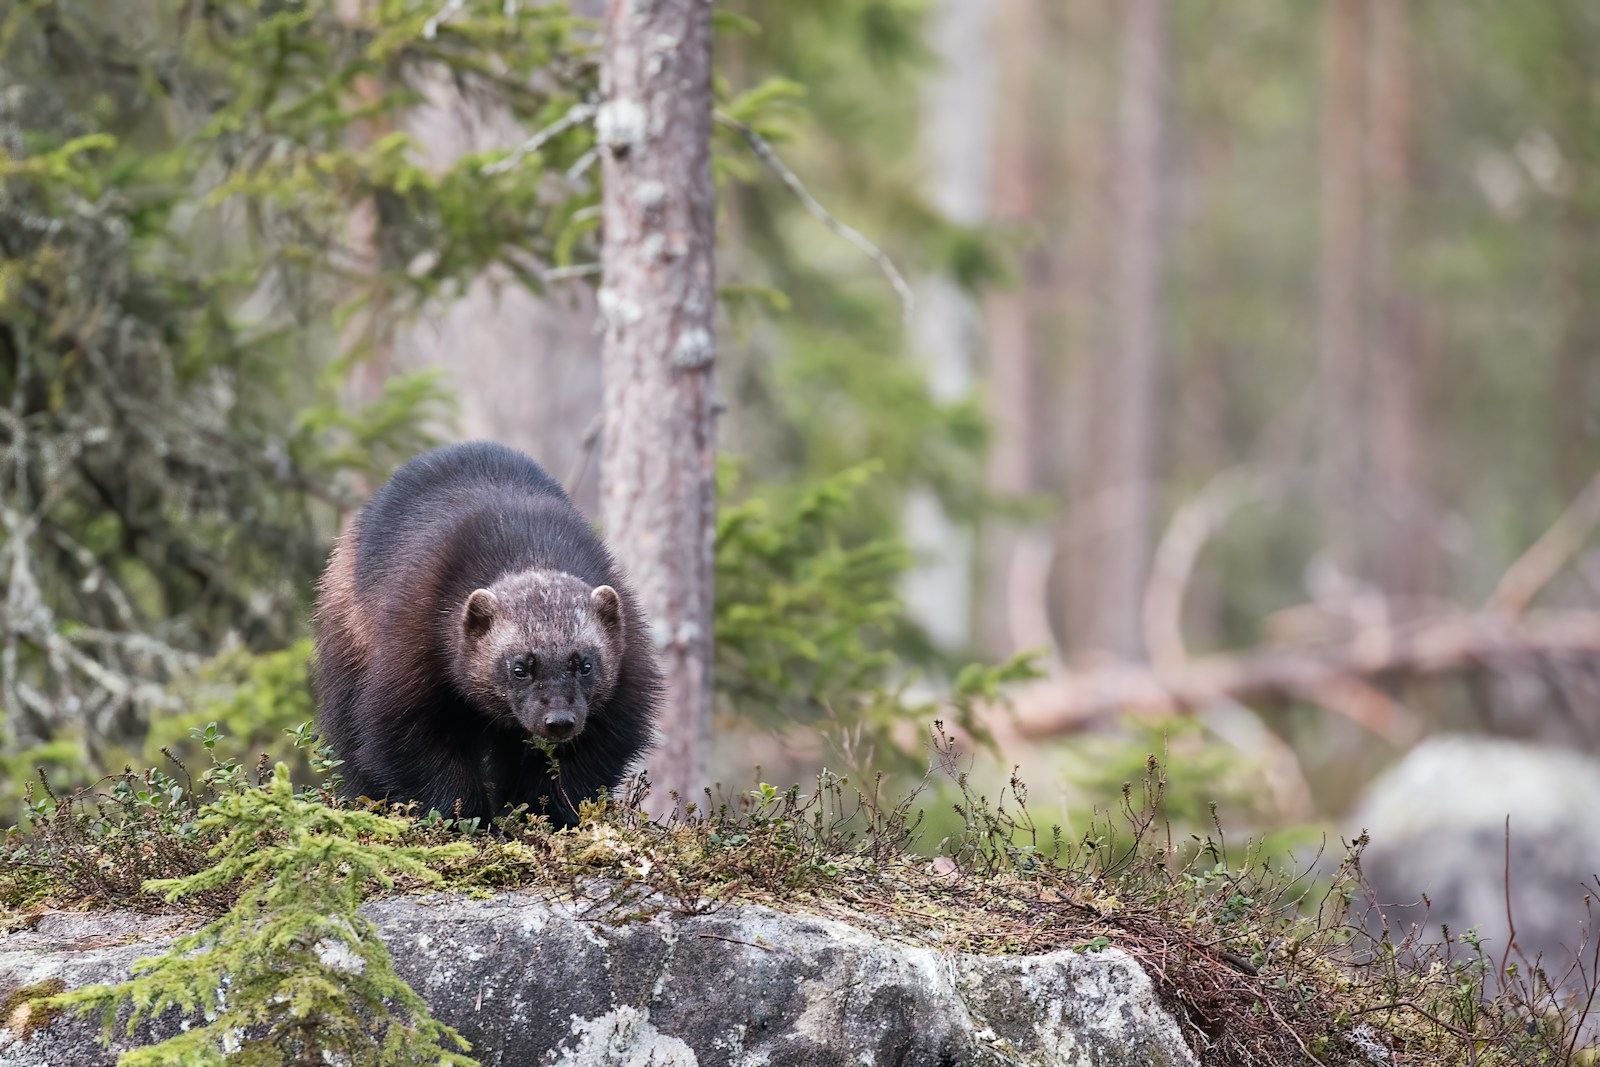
(1007, 610, 1600, 740)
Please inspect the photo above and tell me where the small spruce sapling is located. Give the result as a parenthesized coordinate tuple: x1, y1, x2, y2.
(50, 764, 477, 1067)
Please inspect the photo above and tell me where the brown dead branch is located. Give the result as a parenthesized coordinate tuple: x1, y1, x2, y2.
(1488, 468, 1600, 617)
(1009, 610, 1600, 740)
(1141, 467, 1275, 672)
(1005, 467, 1600, 743)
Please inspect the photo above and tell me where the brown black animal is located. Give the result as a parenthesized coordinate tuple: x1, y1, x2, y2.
(312, 441, 661, 827)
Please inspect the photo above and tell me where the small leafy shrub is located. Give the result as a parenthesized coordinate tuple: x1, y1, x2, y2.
(148, 641, 319, 779)
(1, 722, 341, 913)
(3, 725, 251, 912)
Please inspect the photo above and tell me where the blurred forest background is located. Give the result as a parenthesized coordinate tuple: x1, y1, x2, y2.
(3, 0, 1600, 869)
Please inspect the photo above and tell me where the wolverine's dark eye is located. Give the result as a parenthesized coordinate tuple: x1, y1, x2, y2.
(510, 657, 529, 680)
(569, 653, 593, 676)
(581, 658, 593, 677)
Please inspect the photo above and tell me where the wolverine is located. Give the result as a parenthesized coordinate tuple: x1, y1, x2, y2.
(312, 441, 661, 827)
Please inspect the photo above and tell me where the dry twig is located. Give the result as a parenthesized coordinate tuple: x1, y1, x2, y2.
(714, 111, 915, 326)
(1489, 468, 1600, 616)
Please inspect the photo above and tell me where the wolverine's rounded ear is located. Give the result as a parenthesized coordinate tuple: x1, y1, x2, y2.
(463, 589, 499, 639)
(591, 585, 624, 638)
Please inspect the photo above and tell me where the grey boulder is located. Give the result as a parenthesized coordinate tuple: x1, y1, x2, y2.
(1350, 732, 1600, 991)
(0, 893, 1198, 1066)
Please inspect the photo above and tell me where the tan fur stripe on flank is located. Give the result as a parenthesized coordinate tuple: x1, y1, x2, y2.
(315, 516, 372, 669)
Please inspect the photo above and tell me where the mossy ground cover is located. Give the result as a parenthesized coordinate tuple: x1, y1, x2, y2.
(1, 724, 1595, 1066)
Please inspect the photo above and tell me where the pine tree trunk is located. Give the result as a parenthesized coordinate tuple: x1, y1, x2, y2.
(1086, 0, 1168, 661)
(1550, 0, 1600, 497)
(597, 0, 717, 816)
(1366, 0, 1430, 599)
(978, 0, 1049, 659)
(903, 0, 994, 655)
(1317, 0, 1369, 576)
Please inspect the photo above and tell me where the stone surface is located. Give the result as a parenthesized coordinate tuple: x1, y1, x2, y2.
(1349, 733, 1600, 988)
(0, 894, 1198, 1066)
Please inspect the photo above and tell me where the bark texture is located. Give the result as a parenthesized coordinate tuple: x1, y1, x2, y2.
(597, 0, 718, 813)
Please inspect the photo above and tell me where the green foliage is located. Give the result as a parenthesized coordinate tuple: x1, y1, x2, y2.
(147, 641, 317, 776)
(0, 0, 601, 762)
(3, 721, 288, 910)
(50, 764, 475, 1067)
(711, 0, 1002, 652)
(715, 460, 908, 720)
(713, 457, 1042, 774)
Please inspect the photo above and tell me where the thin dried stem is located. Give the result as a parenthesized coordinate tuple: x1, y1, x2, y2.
(714, 111, 915, 326)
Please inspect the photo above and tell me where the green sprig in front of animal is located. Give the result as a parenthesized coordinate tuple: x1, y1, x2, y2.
(48, 764, 478, 1067)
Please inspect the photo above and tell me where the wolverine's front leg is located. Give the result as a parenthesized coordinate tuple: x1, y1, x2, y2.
(407, 748, 495, 823)
(345, 697, 495, 822)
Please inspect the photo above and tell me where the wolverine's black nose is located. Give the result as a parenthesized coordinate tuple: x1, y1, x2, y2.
(544, 709, 578, 740)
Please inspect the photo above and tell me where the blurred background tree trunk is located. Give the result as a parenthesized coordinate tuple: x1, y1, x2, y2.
(1547, 0, 1600, 498)
(902, 0, 994, 656)
(598, 0, 718, 816)
(1051, 0, 1118, 659)
(1366, 0, 1432, 602)
(977, 0, 1052, 661)
(1317, 0, 1369, 583)
(1081, 0, 1169, 662)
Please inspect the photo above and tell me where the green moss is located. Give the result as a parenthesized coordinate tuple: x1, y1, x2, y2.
(2, 978, 66, 1038)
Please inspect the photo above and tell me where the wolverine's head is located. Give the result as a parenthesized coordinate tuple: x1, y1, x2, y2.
(455, 569, 627, 743)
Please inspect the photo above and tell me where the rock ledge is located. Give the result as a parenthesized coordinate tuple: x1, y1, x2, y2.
(0, 893, 1197, 1066)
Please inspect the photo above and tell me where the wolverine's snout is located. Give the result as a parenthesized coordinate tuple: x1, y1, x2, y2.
(543, 708, 579, 740)
(518, 701, 585, 742)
